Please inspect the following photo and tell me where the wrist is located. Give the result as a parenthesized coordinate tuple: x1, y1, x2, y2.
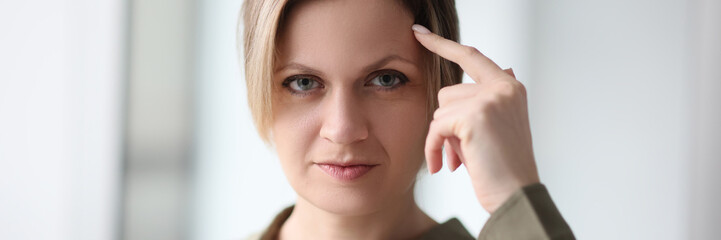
(479, 180, 540, 214)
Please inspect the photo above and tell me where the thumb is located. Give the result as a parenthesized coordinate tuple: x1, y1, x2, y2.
(503, 68, 515, 78)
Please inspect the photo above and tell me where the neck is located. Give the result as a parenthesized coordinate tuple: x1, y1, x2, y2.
(279, 190, 437, 240)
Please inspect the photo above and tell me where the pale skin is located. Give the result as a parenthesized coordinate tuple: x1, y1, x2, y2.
(413, 24, 540, 213)
(271, 0, 538, 239)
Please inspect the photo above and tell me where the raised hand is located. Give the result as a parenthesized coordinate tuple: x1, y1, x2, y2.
(413, 24, 540, 214)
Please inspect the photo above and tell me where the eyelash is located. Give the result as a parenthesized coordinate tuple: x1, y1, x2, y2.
(366, 70, 410, 91)
(281, 69, 410, 97)
(281, 75, 322, 97)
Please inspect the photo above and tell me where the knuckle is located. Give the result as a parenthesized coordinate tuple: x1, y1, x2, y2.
(477, 99, 494, 114)
(428, 119, 439, 130)
(475, 92, 502, 114)
(437, 87, 451, 104)
(496, 81, 515, 95)
(463, 45, 481, 58)
(493, 80, 524, 97)
(456, 119, 474, 140)
(516, 81, 528, 96)
(430, 36, 444, 48)
(432, 108, 442, 120)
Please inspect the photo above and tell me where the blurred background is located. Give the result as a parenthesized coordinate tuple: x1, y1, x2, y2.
(1, 0, 719, 239)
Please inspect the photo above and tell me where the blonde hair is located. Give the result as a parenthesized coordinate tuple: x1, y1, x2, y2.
(240, 0, 462, 143)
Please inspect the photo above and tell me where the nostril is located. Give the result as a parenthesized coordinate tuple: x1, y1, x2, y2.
(319, 114, 368, 145)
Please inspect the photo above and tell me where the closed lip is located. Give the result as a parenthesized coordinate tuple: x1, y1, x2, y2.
(315, 161, 380, 181)
(313, 160, 380, 167)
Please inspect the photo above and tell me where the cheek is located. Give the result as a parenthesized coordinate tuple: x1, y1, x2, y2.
(368, 98, 429, 166)
(366, 99, 428, 195)
(271, 100, 320, 171)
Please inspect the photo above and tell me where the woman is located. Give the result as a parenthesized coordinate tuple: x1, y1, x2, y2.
(241, 0, 574, 239)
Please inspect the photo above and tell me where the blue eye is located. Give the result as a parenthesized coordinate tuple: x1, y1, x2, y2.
(368, 70, 408, 89)
(283, 76, 321, 92)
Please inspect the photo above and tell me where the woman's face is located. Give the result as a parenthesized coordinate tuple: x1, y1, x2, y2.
(272, 0, 429, 215)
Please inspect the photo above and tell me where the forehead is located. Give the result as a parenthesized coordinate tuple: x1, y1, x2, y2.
(277, 0, 422, 75)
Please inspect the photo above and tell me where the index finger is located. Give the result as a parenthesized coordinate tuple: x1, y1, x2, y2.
(412, 24, 508, 83)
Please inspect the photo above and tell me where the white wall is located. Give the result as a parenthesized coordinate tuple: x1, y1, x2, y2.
(528, 1, 699, 239)
(0, 1, 124, 239)
(121, 0, 196, 239)
(688, 0, 721, 239)
(191, 0, 292, 239)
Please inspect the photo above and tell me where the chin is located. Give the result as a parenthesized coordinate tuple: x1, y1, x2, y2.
(292, 169, 390, 216)
(303, 185, 388, 216)
(285, 162, 420, 216)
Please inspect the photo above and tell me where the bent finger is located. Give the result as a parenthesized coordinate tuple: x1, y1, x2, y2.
(437, 83, 481, 107)
(444, 140, 462, 172)
(447, 136, 465, 169)
(425, 116, 462, 174)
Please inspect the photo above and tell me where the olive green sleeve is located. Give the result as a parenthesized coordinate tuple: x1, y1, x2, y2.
(477, 183, 575, 240)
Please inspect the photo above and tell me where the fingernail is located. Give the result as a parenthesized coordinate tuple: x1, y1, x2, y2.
(412, 24, 431, 34)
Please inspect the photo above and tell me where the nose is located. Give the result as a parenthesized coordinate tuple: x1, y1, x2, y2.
(319, 89, 368, 145)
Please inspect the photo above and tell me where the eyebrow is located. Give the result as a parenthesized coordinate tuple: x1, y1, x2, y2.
(274, 54, 417, 75)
